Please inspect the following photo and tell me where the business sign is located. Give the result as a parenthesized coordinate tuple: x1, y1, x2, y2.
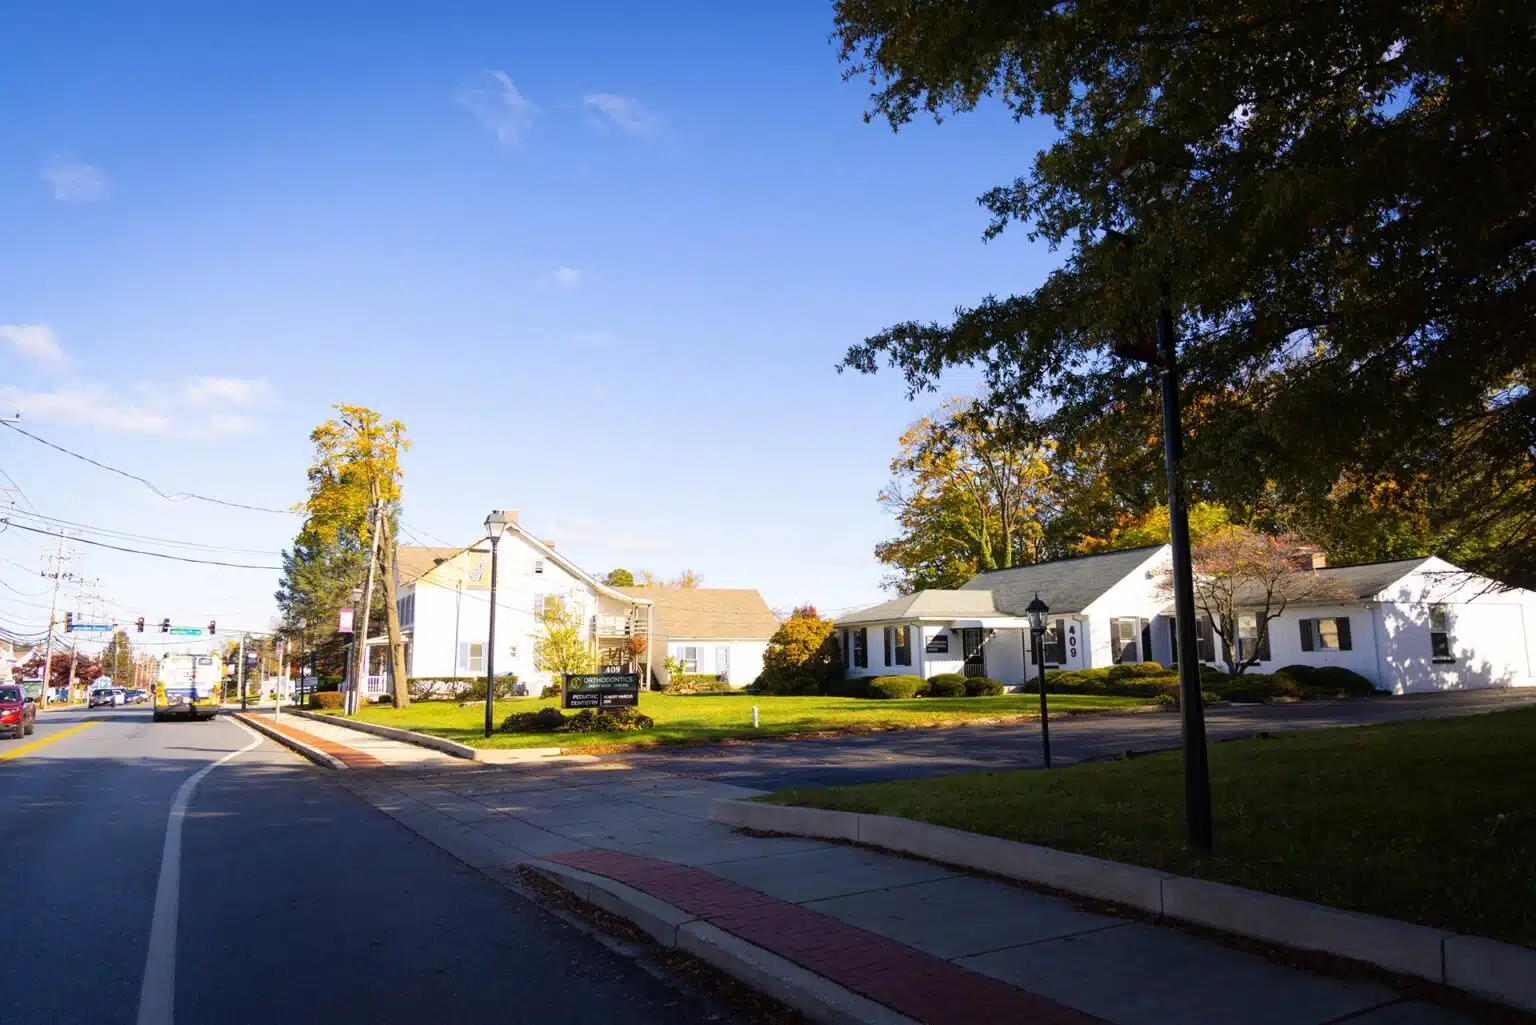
(924, 633, 949, 654)
(562, 672, 640, 710)
(338, 607, 354, 633)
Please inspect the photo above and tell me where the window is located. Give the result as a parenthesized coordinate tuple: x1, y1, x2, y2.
(458, 642, 484, 673)
(397, 592, 415, 628)
(1299, 617, 1352, 652)
(853, 628, 868, 668)
(1236, 615, 1271, 663)
(1043, 619, 1067, 665)
(1110, 618, 1141, 664)
(1429, 605, 1454, 661)
(715, 646, 730, 675)
(1169, 616, 1217, 664)
(883, 625, 911, 666)
(677, 646, 699, 673)
(534, 559, 545, 574)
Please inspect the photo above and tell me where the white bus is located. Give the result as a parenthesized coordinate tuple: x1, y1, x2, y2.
(154, 653, 222, 722)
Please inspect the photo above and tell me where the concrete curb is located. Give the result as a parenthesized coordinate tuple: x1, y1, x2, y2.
(231, 713, 346, 771)
(287, 707, 563, 761)
(526, 859, 921, 1025)
(710, 799, 1536, 1014)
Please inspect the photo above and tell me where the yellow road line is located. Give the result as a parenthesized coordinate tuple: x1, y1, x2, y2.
(0, 720, 100, 761)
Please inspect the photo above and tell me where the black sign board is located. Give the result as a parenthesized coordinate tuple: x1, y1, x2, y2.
(924, 633, 949, 654)
(562, 672, 640, 710)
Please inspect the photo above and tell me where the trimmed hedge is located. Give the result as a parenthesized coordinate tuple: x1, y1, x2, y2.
(1038, 667, 1181, 699)
(925, 676, 967, 697)
(866, 675, 926, 700)
(1274, 664, 1378, 696)
(664, 673, 734, 694)
(499, 706, 655, 734)
(408, 675, 520, 701)
(309, 691, 344, 710)
(500, 706, 568, 733)
(964, 677, 1005, 696)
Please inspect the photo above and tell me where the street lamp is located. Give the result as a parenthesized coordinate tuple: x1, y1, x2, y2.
(483, 510, 508, 738)
(1026, 594, 1051, 769)
(1107, 229, 1214, 851)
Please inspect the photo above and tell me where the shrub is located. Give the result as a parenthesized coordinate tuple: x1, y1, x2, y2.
(822, 677, 870, 698)
(964, 677, 1005, 696)
(1153, 692, 1177, 707)
(540, 682, 562, 699)
(562, 707, 655, 733)
(462, 675, 520, 702)
(757, 608, 843, 691)
(924, 676, 967, 698)
(1215, 672, 1304, 703)
(407, 675, 520, 701)
(317, 676, 343, 693)
(500, 707, 568, 733)
(309, 691, 345, 710)
(1274, 664, 1377, 696)
(752, 675, 820, 696)
(664, 674, 733, 694)
(1039, 666, 1179, 699)
(866, 675, 926, 700)
(1106, 661, 1174, 681)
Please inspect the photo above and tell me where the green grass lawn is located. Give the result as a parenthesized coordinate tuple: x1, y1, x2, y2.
(764, 707, 1536, 947)
(330, 691, 1148, 752)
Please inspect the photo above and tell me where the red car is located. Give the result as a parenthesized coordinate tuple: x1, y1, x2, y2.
(0, 684, 36, 739)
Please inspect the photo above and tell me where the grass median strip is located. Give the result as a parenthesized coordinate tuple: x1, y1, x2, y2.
(320, 691, 1149, 752)
(762, 706, 1536, 948)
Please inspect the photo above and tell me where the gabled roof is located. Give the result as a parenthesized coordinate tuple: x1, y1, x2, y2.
(835, 590, 1005, 626)
(618, 587, 779, 639)
(960, 545, 1168, 615)
(396, 547, 467, 585)
(1313, 557, 1432, 599)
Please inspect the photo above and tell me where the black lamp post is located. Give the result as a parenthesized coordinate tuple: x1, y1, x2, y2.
(1026, 594, 1051, 769)
(483, 510, 507, 738)
(1106, 232, 1214, 851)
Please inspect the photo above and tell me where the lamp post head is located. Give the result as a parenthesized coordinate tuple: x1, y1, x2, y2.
(485, 509, 509, 541)
(1026, 594, 1049, 636)
(351, 587, 363, 603)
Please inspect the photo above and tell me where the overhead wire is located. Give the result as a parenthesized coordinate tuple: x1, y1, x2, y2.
(3, 509, 283, 556)
(0, 421, 299, 515)
(0, 521, 282, 570)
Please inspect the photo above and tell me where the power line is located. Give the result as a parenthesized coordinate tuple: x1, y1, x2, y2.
(1, 521, 282, 570)
(0, 463, 39, 514)
(0, 421, 298, 515)
(4, 509, 282, 556)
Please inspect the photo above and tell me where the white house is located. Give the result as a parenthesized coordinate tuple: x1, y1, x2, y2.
(616, 586, 779, 688)
(372, 511, 655, 697)
(835, 546, 1536, 695)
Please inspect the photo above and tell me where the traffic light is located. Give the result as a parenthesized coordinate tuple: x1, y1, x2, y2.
(64, 612, 73, 632)
(136, 617, 145, 633)
(208, 620, 216, 635)
(160, 618, 170, 634)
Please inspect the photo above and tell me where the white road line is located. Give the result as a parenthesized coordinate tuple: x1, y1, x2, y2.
(135, 718, 263, 1025)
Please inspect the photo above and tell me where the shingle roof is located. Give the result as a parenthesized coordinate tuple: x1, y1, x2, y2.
(835, 591, 1005, 626)
(1313, 557, 1431, 599)
(617, 587, 780, 640)
(396, 546, 469, 585)
(959, 545, 1168, 615)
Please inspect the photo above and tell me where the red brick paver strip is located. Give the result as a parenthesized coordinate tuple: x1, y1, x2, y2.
(253, 716, 385, 769)
(548, 849, 1107, 1025)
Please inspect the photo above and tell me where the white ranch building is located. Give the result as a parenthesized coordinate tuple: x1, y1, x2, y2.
(616, 586, 779, 688)
(835, 546, 1536, 695)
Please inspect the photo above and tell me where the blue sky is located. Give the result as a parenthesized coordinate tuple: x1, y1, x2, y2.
(0, 2, 1061, 648)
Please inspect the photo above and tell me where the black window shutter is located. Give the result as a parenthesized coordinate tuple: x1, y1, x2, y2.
(1258, 621, 1272, 661)
(1168, 618, 1179, 664)
(1199, 616, 1215, 662)
(1300, 620, 1314, 652)
(1337, 617, 1352, 651)
(884, 627, 892, 665)
(902, 625, 912, 665)
(844, 630, 852, 666)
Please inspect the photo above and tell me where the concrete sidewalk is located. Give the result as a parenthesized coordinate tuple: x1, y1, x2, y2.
(310, 729, 1483, 1025)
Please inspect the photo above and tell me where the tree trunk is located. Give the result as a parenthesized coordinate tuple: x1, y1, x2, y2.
(381, 516, 410, 708)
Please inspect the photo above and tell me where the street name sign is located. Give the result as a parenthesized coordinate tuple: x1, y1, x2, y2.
(72, 623, 112, 632)
(562, 672, 640, 710)
(170, 627, 204, 636)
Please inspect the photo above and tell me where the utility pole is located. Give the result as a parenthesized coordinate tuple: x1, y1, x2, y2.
(238, 632, 248, 712)
(348, 495, 382, 716)
(37, 531, 69, 707)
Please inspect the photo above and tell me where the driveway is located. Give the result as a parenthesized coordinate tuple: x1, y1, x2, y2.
(618, 689, 1536, 790)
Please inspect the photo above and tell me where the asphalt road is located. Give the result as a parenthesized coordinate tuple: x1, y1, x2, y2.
(0, 706, 746, 1025)
(624, 689, 1536, 790)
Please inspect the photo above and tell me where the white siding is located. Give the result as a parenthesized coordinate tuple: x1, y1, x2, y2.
(1080, 548, 1173, 670)
(668, 638, 767, 689)
(917, 625, 962, 678)
(1260, 604, 1382, 682)
(985, 629, 1028, 685)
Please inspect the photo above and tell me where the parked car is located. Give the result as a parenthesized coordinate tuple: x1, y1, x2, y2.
(127, 689, 148, 705)
(88, 688, 118, 709)
(0, 684, 36, 738)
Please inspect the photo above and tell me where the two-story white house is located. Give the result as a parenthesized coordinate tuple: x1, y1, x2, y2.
(379, 511, 655, 696)
(834, 546, 1536, 695)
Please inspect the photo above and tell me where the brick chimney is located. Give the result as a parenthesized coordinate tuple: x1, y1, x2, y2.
(1290, 550, 1327, 570)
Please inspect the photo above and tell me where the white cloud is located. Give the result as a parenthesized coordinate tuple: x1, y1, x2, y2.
(456, 70, 536, 147)
(41, 155, 110, 203)
(0, 324, 66, 367)
(582, 93, 663, 138)
(538, 265, 583, 290)
(1, 379, 265, 439)
(185, 376, 268, 407)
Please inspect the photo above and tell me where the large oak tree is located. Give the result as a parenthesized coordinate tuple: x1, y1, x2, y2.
(835, 0, 1535, 588)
